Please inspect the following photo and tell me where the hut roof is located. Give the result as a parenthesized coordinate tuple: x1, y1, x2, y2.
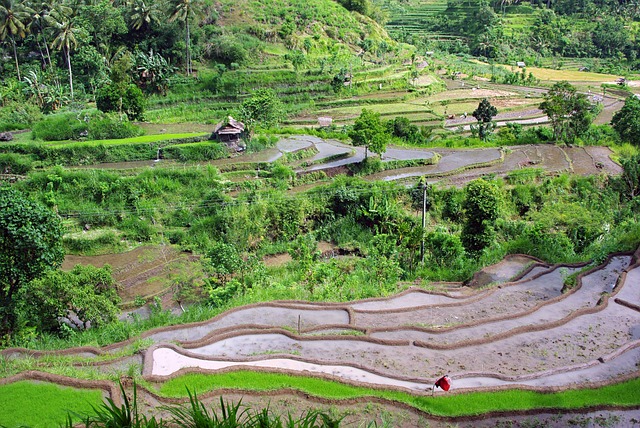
(213, 116, 245, 134)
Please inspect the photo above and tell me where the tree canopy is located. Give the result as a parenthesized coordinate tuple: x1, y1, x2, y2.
(239, 88, 284, 129)
(461, 178, 501, 255)
(540, 81, 593, 143)
(0, 185, 64, 340)
(472, 98, 498, 141)
(348, 108, 389, 158)
(612, 95, 640, 147)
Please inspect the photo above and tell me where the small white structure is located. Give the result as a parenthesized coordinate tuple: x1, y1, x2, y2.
(516, 61, 526, 68)
(318, 117, 333, 127)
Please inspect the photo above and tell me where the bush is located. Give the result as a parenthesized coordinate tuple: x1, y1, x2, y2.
(246, 134, 277, 152)
(348, 156, 383, 175)
(515, 126, 554, 144)
(505, 223, 575, 263)
(0, 153, 33, 175)
(121, 217, 155, 242)
(205, 35, 248, 65)
(87, 114, 144, 140)
(0, 101, 42, 131)
(31, 114, 88, 141)
(95, 83, 145, 121)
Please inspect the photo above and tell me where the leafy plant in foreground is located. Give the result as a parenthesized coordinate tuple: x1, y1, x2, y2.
(166, 389, 344, 427)
(67, 382, 166, 427)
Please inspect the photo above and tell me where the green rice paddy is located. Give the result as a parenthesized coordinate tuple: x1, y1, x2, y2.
(159, 371, 640, 418)
(0, 381, 104, 428)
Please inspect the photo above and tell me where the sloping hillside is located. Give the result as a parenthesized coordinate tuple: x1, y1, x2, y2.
(210, 0, 396, 61)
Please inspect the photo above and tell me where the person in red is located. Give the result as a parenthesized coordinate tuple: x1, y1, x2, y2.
(432, 374, 451, 395)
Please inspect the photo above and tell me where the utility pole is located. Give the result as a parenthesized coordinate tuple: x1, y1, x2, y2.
(420, 180, 428, 264)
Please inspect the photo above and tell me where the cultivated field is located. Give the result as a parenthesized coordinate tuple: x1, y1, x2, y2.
(2, 248, 638, 427)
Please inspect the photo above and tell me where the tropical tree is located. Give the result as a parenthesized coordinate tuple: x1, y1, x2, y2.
(0, 0, 32, 80)
(129, 0, 160, 30)
(616, 154, 640, 201)
(25, 0, 52, 68)
(134, 49, 175, 94)
(349, 108, 389, 159)
(540, 81, 593, 143)
(0, 185, 64, 342)
(51, 18, 80, 99)
(612, 95, 640, 147)
(461, 178, 502, 255)
(166, 0, 204, 75)
(472, 98, 498, 141)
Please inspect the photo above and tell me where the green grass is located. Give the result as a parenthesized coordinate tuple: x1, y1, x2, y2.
(46, 132, 209, 148)
(0, 381, 104, 428)
(160, 371, 640, 418)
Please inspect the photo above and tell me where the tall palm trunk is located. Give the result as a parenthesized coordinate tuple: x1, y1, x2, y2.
(11, 36, 21, 80)
(41, 27, 53, 68)
(65, 46, 73, 99)
(185, 12, 191, 74)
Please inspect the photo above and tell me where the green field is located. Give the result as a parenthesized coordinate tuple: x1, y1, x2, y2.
(0, 381, 104, 428)
(159, 371, 640, 418)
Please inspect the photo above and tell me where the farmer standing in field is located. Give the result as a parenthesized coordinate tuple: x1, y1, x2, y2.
(432, 374, 451, 395)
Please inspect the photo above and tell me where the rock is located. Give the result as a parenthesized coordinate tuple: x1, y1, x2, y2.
(0, 132, 13, 141)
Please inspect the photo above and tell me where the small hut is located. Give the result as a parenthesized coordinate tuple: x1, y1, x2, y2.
(516, 61, 526, 68)
(211, 116, 246, 150)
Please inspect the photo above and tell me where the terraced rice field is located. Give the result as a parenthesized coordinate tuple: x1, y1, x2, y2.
(3, 249, 639, 426)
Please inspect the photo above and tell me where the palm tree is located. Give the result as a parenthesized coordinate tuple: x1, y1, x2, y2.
(25, 0, 57, 68)
(0, 0, 32, 80)
(129, 0, 160, 30)
(166, 0, 204, 75)
(51, 19, 79, 99)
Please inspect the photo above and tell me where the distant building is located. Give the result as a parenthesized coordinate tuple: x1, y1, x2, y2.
(211, 116, 246, 152)
(516, 61, 526, 68)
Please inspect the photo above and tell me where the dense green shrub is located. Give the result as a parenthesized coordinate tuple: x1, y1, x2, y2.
(31, 114, 88, 141)
(425, 231, 465, 266)
(505, 223, 575, 263)
(0, 101, 42, 131)
(348, 157, 384, 175)
(204, 35, 249, 65)
(121, 217, 155, 242)
(0, 153, 34, 175)
(246, 134, 278, 152)
(87, 114, 144, 140)
(95, 83, 146, 121)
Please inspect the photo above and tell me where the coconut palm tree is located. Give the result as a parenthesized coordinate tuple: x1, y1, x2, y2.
(166, 0, 204, 75)
(51, 18, 79, 99)
(129, 0, 160, 30)
(0, 0, 32, 80)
